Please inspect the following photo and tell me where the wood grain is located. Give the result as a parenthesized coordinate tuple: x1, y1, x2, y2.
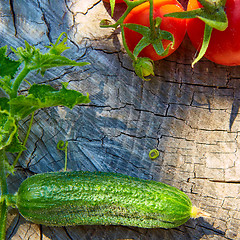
(1, 0, 240, 239)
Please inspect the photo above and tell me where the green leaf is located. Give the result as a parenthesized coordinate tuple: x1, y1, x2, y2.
(30, 53, 90, 76)
(9, 83, 90, 119)
(5, 132, 26, 153)
(0, 46, 21, 78)
(46, 32, 70, 55)
(11, 41, 37, 65)
(0, 98, 10, 111)
(0, 76, 13, 96)
(0, 110, 17, 150)
(11, 33, 90, 76)
(29, 83, 91, 108)
(3, 160, 15, 175)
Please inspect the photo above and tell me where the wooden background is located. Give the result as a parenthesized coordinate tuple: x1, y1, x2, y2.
(1, 0, 240, 239)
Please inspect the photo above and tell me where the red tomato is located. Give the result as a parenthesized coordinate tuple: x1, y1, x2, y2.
(103, 0, 125, 3)
(123, 0, 186, 61)
(187, 0, 240, 66)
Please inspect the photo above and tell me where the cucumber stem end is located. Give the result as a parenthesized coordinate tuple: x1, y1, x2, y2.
(191, 206, 211, 219)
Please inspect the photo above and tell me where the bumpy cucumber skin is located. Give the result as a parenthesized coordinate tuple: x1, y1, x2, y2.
(16, 171, 192, 228)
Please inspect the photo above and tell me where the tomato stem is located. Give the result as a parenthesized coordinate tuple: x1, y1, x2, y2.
(101, 0, 148, 29)
(120, 25, 137, 61)
(149, 0, 155, 36)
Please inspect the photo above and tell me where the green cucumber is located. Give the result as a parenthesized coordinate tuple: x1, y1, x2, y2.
(9, 171, 207, 228)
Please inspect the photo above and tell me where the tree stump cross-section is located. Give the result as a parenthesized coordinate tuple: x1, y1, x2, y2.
(0, 0, 240, 239)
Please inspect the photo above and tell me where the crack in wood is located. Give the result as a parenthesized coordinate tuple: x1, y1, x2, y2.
(79, 0, 102, 15)
(9, 0, 17, 36)
(3, 0, 240, 238)
(39, 224, 43, 240)
(209, 180, 240, 184)
(36, 0, 52, 43)
(7, 214, 20, 240)
(63, 227, 74, 240)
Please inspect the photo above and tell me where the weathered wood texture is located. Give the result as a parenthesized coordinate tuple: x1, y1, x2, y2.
(1, 0, 240, 239)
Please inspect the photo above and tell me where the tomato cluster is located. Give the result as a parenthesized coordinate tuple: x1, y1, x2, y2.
(123, 0, 186, 61)
(187, 0, 240, 66)
(103, 0, 240, 76)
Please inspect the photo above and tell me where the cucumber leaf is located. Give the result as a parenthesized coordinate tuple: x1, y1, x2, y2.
(0, 46, 21, 78)
(0, 76, 13, 97)
(11, 33, 90, 76)
(0, 98, 10, 111)
(9, 83, 90, 119)
(5, 132, 26, 153)
(31, 53, 90, 76)
(46, 32, 70, 55)
(0, 110, 17, 150)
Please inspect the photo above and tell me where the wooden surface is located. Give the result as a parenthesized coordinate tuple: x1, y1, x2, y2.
(1, 0, 240, 239)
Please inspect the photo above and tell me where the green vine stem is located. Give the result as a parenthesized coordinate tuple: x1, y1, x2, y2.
(120, 25, 136, 61)
(0, 151, 8, 195)
(10, 112, 35, 172)
(57, 140, 69, 171)
(0, 150, 8, 240)
(100, 0, 148, 29)
(10, 66, 30, 100)
(0, 198, 7, 240)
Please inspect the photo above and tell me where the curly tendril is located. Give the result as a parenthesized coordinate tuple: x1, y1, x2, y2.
(57, 140, 68, 151)
(57, 140, 69, 171)
(149, 149, 159, 159)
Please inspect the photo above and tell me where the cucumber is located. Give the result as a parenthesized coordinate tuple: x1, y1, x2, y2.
(10, 171, 206, 228)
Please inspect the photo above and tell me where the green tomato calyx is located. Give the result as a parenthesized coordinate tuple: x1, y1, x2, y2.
(133, 57, 154, 81)
(164, 0, 228, 67)
(164, 0, 228, 31)
(123, 18, 174, 59)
